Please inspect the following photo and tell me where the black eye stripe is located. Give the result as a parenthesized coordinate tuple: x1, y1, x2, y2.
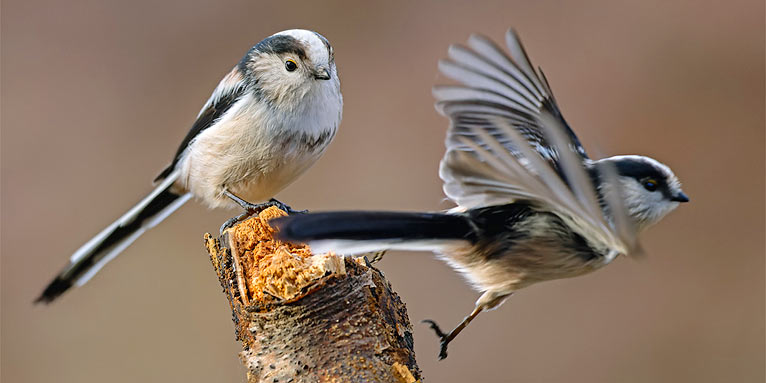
(614, 159, 666, 181)
(255, 35, 307, 60)
(639, 177, 678, 200)
(611, 158, 678, 200)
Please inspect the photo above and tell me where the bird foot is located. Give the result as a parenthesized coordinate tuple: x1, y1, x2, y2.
(220, 211, 252, 235)
(265, 198, 307, 215)
(422, 319, 451, 360)
(220, 198, 307, 235)
(366, 250, 387, 264)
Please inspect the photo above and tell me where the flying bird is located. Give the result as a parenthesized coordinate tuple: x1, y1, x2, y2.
(273, 29, 688, 359)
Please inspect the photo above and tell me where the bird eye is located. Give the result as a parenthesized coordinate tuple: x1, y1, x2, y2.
(285, 59, 298, 72)
(642, 179, 658, 192)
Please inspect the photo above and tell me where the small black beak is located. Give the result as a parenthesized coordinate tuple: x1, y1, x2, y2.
(313, 67, 331, 80)
(671, 191, 690, 203)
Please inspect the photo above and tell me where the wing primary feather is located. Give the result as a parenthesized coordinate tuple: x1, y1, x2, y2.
(488, 118, 588, 219)
(595, 160, 641, 255)
(447, 44, 542, 107)
(438, 103, 531, 124)
(491, 118, 624, 251)
(536, 111, 637, 254)
(454, 135, 557, 207)
(440, 150, 540, 207)
(537, 66, 556, 105)
(471, 129, 552, 194)
(466, 34, 545, 101)
(537, 111, 606, 226)
(504, 29, 547, 99)
(435, 30, 634, 255)
(536, 67, 557, 104)
(455, 136, 516, 177)
(437, 61, 539, 112)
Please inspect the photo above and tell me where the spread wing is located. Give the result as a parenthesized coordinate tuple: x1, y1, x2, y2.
(154, 65, 247, 182)
(435, 31, 588, 174)
(435, 29, 639, 255)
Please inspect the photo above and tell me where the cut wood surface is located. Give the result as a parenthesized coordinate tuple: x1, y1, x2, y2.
(204, 207, 422, 382)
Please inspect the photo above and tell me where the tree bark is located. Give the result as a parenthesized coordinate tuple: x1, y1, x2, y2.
(204, 207, 422, 382)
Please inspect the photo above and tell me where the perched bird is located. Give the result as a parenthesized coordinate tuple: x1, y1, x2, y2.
(37, 29, 342, 303)
(273, 29, 688, 359)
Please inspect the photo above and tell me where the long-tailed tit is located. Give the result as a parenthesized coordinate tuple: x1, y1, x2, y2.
(37, 29, 342, 303)
(273, 29, 689, 359)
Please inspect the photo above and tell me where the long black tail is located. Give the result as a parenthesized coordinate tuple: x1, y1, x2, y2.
(272, 211, 476, 255)
(36, 175, 191, 304)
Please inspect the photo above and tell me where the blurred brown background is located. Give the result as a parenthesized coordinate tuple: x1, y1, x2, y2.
(2, 0, 763, 382)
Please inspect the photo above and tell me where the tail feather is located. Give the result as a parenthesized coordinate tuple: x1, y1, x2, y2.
(36, 174, 190, 304)
(272, 211, 475, 255)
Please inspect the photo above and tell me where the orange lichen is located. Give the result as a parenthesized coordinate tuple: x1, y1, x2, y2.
(228, 207, 343, 303)
(392, 362, 419, 383)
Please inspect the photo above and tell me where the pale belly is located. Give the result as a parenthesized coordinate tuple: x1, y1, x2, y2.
(225, 150, 323, 205)
(439, 225, 612, 295)
(176, 118, 331, 209)
(171, 76, 341, 209)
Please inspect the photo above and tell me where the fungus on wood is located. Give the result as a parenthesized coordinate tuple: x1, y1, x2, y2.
(204, 207, 422, 382)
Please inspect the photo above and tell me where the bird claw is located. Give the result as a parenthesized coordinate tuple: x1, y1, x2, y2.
(219, 196, 307, 235)
(422, 319, 450, 360)
(367, 250, 387, 264)
(219, 211, 251, 235)
(266, 198, 307, 214)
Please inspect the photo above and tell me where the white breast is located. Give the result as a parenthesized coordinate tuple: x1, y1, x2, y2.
(177, 83, 342, 209)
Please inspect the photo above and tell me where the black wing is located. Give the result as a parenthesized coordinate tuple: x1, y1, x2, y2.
(154, 66, 247, 182)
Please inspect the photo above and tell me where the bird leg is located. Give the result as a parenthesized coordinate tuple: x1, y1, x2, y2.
(423, 291, 513, 360)
(220, 190, 306, 234)
(422, 306, 482, 360)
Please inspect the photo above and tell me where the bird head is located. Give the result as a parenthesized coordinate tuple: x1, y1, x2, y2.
(597, 155, 689, 230)
(241, 29, 339, 109)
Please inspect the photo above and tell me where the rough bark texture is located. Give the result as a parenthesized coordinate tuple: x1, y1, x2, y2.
(204, 207, 422, 383)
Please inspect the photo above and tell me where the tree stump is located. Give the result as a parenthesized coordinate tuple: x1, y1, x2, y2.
(204, 207, 422, 382)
